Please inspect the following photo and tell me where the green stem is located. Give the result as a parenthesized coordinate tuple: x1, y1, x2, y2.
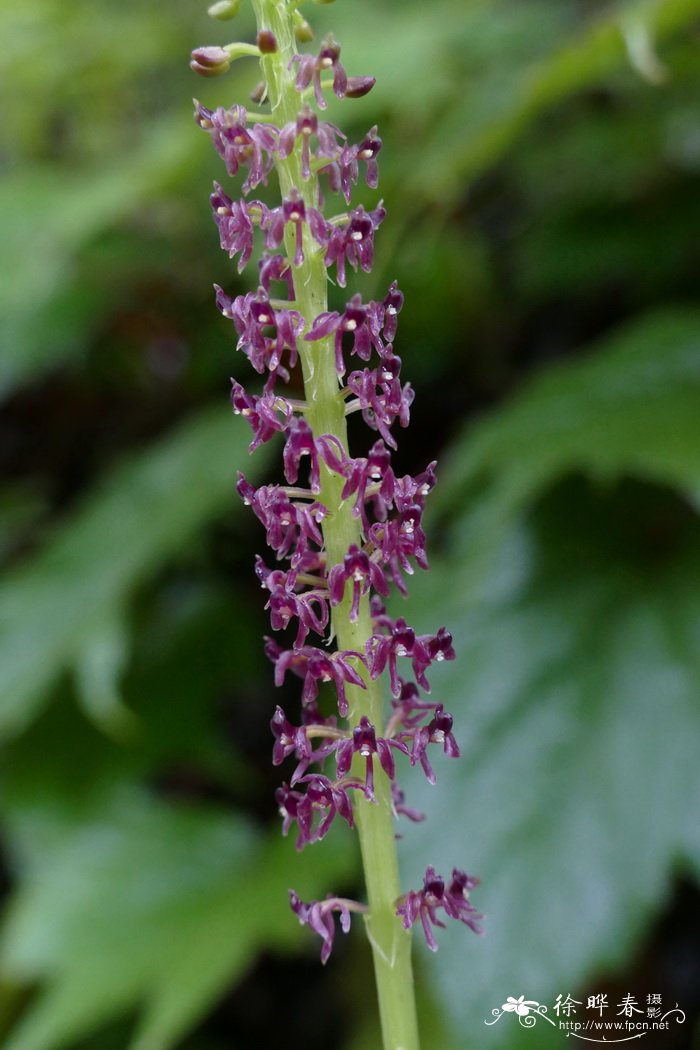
(248, 3, 420, 1048)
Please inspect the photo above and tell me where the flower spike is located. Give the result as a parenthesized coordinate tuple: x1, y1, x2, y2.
(194, 4, 481, 1037)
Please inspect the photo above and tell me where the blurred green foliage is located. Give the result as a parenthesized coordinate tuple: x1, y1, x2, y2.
(1, 0, 699, 1047)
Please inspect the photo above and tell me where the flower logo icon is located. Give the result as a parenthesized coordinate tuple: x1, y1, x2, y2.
(502, 996, 540, 1016)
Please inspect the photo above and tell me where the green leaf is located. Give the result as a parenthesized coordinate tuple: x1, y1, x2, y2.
(0, 120, 198, 396)
(0, 408, 273, 738)
(398, 478, 700, 1044)
(73, 607, 136, 736)
(402, 0, 700, 204)
(0, 789, 356, 1050)
(435, 309, 700, 586)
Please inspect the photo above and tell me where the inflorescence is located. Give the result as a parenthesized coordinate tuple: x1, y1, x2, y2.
(194, 14, 481, 965)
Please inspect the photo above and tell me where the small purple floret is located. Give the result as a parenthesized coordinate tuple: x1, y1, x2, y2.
(397, 867, 483, 951)
(289, 891, 364, 963)
(198, 18, 482, 962)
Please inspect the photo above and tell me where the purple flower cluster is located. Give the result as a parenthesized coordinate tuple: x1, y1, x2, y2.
(195, 28, 479, 962)
(397, 868, 483, 952)
(289, 891, 368, 965)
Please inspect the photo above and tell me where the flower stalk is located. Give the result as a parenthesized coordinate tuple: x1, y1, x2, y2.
(192, 2, 482, 1047)
(251, 9, 419, 1044)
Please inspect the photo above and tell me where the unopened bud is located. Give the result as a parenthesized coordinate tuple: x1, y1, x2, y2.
(250, 80, 268, 104)
(293, 10, 315, 42)
(256, 29, 278, 53)
(190, 45, 231, 76)
(207, 0, 242, 19)
(345, 75, 376, 98)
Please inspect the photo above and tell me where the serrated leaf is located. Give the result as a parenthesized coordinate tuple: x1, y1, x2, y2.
(434, 309, 700, 589)
(0, 408, 273, 738)
(0, 789, 356, 1050)
(362, 0, 700, 210)
(398, 479, 700, 1045)
(73, 607, 136, 736)
(0, 121, 197, 396)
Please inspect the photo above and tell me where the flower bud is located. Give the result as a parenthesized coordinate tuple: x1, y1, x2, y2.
(257, 29, 278, 53)
(207, 0, 242, 19)
(344, 75, 376, 99)
(250, 80, 268, 104)
(293, 10, 315, 42)
(190, 46, 231, 77)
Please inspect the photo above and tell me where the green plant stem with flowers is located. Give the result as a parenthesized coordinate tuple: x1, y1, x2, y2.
(251, 5, 420, 1046)
(193, 0, 482, 1046)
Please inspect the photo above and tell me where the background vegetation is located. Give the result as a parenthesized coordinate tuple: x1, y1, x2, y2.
(1, 0, 700, 1047)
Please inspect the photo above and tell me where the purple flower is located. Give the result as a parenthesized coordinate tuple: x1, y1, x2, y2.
(317, 437, 396, 532)
(305, 294, 385, 376)
(237, 475, 327, 562)
(209, 184, 259, 271)
(290, 35, 348, 110)
(335, 715, 408, 800)
(282, 191, 308, 267)
(394, 460, 438, 511)
(216, 286, 304, 377)
(367, 616, 420, 698)
(261, 189, 327, 268)
(195, 102, 279, 191)
(271, 706, 316, 783)
(270, 705, 339, 784)
(230, 380, 292, 452)
(389, 679, 440, 730)
(368, 502, 428, 594)
(320, 126, 382, 204)
(408, 704, 460, 785)
(279, 105, 344, 180)
(356, 126, 382, 188)
(255, 558, 329, 645)
(198, 13, 481, 967)
(271, 644, 367, 717)
(391, 783, 426, 823)
(289, 892, 365, 963)
(368, 617, 455, 695)
(320, 203, 386, 287)
(397, 867, 482, 951)
(327, 543, 389, 621)
(277, 773, 364, 848)
(409, 627, 455, 691)
(346, 353, 414, 448)
(443, 869, 482, 926)
(283, 417, 322, 492)
(299, 773, 359, 838)
(425, 626, 456, 664)
(258, 253, 294, 298)
(381, 281, 404, 341)
(275, 782, 308, 842)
